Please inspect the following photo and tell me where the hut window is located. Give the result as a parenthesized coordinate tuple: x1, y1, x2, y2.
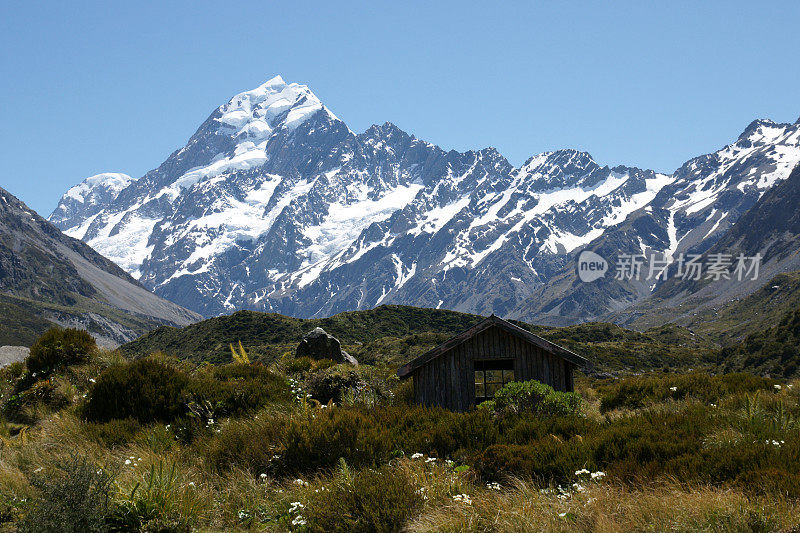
(474, 359, 515, 403)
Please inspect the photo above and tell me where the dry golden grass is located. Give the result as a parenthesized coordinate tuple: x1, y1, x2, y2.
(406, 478, 800, 533)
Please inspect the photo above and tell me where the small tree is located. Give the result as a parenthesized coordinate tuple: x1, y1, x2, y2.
(479, 380, 582, 418)
(26, 327, 96, 375)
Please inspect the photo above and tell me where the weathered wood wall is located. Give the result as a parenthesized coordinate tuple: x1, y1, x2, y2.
(411, 324, 575, 412)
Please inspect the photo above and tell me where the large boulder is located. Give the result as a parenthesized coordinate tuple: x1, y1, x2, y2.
(296, 327, 358, 365)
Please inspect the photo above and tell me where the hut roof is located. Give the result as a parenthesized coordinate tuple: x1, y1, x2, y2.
(397, 314, 589, 379)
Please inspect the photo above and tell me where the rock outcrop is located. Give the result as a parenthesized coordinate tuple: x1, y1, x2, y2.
(296, 327, 358, 365)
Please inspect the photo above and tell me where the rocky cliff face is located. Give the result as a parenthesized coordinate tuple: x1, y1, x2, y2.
(0, 186, 199, 346)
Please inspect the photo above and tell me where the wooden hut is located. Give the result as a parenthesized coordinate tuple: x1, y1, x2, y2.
(397, 314, 588, 412)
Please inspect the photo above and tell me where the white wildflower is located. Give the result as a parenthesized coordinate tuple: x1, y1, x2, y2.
(294, 478, 309, 487)
(425, 457, 437, 463)
(590, 471, 605, 480)
(291, 516, 307, 526)
(774, 384, 782, 390)
(669, 386, 678, 392)
(411, 453, 424, 460)
(486, 481, 502, 490)
(452, 493, 472, 505)
(574, 468, 590, 476)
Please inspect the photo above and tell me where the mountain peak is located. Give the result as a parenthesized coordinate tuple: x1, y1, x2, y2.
(737, 118, 787, 142)
(520, 149, 597, 174)
(261, 74, 286, 88)
(217, 76, 336, 137)
(49, 172, 135, 230)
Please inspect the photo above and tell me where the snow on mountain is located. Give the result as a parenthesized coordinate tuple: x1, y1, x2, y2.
(49, 76, 800, 321)
(653, 119, 800, 257)
(512, 119, 800, 325)
(49, 173, 135, 232)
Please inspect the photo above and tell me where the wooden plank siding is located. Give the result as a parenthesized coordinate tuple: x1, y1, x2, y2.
(410, 323, 579, 412)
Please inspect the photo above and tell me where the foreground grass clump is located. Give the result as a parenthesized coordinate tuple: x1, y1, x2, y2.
(18, 454, 114, 533)
(301, 460, 425, 532)
(406, 479, 799, 532)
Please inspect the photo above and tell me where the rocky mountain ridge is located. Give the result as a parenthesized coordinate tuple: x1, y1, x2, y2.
(49, 76, 800, 322)
(1, 186, 199, 346)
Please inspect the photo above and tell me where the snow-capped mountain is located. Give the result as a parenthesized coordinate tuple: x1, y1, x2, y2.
(512, 118, 800, 325)
(50, 76, 800, 321)
(50, 173, 136, 231)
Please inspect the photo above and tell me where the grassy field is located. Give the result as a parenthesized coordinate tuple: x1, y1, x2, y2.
(1, 330, 799, 531)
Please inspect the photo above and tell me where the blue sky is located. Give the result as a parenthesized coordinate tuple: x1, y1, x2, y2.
(1, 1, 799, 216)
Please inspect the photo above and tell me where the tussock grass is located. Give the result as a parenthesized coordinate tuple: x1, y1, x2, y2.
(406, 480, 800, 532)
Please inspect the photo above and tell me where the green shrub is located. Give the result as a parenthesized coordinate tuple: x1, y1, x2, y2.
(18, 455, 115, 533)
(196, 364, 291, 416)
(25, 327, 96, 376)
(281, 409, 392, 474)
(3, 378, 69, 423)
(378, 405, 499, 460)
(598, 372, 777, 413)
(479, 380, 583, 418)
(284, 356, 315, 374)
(736, 468, 800, 498)
(475, 436, 592, 483)
(84, 359, 190, 423)
(202, 413, 292, 475)
(305, 365, 361, 404)
(305, 462, 424, 533)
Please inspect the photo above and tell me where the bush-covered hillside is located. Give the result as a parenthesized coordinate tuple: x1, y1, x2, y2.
(121, 305, 716, 373)
(721, 306, 800, 377)
(0, 328, 799, 531)
(120, 306, 485, 363)
(685, 271, 800, 345)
